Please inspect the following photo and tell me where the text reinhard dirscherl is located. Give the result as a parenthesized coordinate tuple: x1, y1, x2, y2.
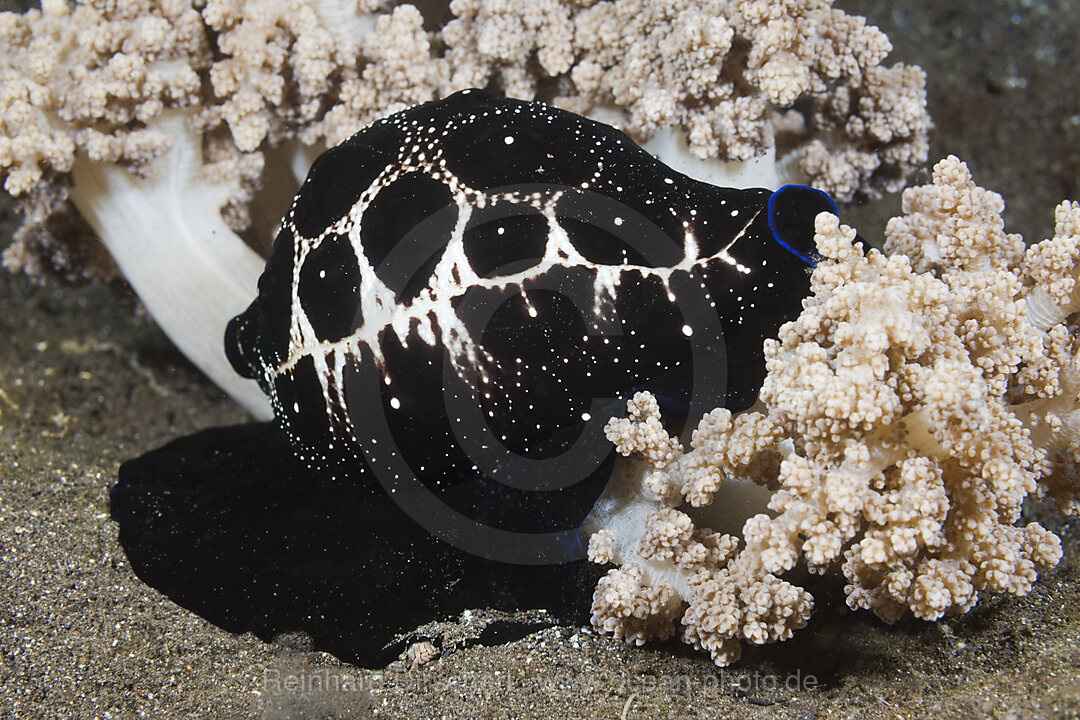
(258, 666, 820, 698)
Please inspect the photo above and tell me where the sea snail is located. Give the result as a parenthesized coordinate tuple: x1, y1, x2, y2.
(114, 89, 838, 663)
(224, 89, 834, 536)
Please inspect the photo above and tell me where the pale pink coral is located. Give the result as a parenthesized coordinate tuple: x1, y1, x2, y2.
(795, 63, 931, 201)
(306, 3, 448, 146)
(442, 0, 928, 191)
(589, 392, 812, 666)
(442, 0, 580, 99)
(588, 157, 1079, 665)
(1, 0, 932, 415)
(0, 0, 449, 415)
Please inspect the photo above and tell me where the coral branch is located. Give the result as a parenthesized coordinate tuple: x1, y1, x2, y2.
(588, 157, 1079, 665)
(1, 0, 930, 411)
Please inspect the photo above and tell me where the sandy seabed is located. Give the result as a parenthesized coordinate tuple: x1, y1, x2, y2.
(2, 1, 1079, 718)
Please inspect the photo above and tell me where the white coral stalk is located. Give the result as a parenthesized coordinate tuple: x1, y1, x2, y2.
(69, 110, 271, 417)
(641, 127, 781, 190)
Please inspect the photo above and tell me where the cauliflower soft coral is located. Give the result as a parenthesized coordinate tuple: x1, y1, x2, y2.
(589, 156, 1080, 665)
(1, 0, 929, 416)
(0, 0, 445, 417)
(447, 0, 930, 198)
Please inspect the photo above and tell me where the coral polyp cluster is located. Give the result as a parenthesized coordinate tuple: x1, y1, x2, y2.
(588, 157, 1080, 665)
(0, 1, 929, 418)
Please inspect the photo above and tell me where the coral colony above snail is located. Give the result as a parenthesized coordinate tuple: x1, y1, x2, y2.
(0, 0, 929, 417)
(3, 0, 1079, 669)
